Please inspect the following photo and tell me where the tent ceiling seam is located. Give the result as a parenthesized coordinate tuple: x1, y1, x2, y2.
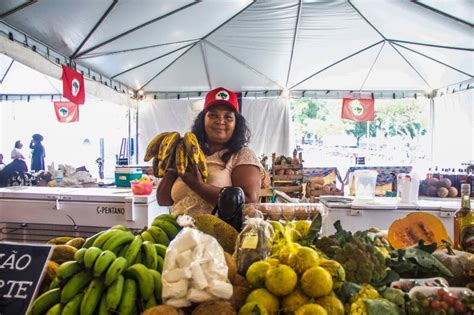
(203, 39, 284, 89)
(74, 1, 199, 58)
(392, 41, 473, 77)
(359, 41, 386, 91)
(111, 42, 194, 79)
(138, 43, 197, 90)
(77, 38, 199, 59)
(285, 0, 302, 89)
(0, 0, 37, 19)
(388, 39, 474, 52)
(289, 40, 384, 89)
(389, 42, 432, 89)
(347, 0, 386, 40)
(200, 41, 212, 90)
(139, 0, 256, 91)
(0, 58, 14, 83)
(70, 0, 118, 59)
(412, 1, 474, 28)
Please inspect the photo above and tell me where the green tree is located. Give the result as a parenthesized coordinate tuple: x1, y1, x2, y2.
(345, 121, 376, 147)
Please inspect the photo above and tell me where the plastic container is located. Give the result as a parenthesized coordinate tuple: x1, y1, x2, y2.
(131, 180, 153, 195)
(243, 203, 325, 221)
(354, 170, 378, 200)
(397, 173, 420, 204)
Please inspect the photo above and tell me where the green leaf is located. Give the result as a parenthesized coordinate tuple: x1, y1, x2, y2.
(307, 212, 322, 244)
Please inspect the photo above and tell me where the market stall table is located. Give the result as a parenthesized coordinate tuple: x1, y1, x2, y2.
(0, 186, 169, 242)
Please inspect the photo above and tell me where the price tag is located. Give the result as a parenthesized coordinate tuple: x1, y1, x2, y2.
(0, 242, 53, 315)
(241, 233, 259, 249)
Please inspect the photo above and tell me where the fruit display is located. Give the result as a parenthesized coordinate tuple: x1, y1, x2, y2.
(271, 151, 304, 198)
(407, 287, 474, 314)
(420, 177, 459, 198)
(387, 212, 451, 249)
(306, 177, 343, 197)
(144, 131, 208, 181)
(29, 215, 181, 315)
(244, 203, 322, 221)
(130, 175, 153, 195)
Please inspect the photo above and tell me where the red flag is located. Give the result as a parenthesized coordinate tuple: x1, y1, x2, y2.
(54, 101, 79, 123)
(341, 98, 375, 122)
(62, 65, 85, 105)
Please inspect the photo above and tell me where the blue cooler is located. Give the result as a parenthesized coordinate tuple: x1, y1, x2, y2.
(115, 166, 142, 187)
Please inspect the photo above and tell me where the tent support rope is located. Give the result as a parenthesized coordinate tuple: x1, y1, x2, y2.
(359, 41, 385, 91)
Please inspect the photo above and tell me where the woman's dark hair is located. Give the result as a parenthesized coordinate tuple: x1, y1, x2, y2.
(14, 140, 22, 148)
(32, 134, 43, 142)
(191, 109, 251, 164)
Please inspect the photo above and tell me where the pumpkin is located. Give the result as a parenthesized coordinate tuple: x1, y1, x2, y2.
(387, 212, 451, 249)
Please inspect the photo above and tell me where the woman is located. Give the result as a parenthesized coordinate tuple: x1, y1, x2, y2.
(157, 87, 263, 217)
(30, 133, 45, 171)
(11, 140, 25, 160)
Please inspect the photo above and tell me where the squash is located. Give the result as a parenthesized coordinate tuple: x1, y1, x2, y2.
(433, 241, 474, 286)
(387, 212, 451, 249)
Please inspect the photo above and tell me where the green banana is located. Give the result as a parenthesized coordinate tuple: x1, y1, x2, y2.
(152, 219, 179, 240)
(60, 270, 93, 304)
(102, 231, 135, 252)
(92, 229, 123, 249)
(57, 260, 83, 280)
(134, 251, 144, 265)
(61, 292, 83, 315)
(156, 255, 164, 273)
(147, 226, 170, 246)
(118, 278, 138, 315)
(97, 293, 112, 315)
(28, 288, 61, 315)
(144, 294, 158, 310)
(144, 132, 170, 162)
(48, 277, 60, 290)
(125, 263, 155, 300)
(104, 257, 128, 286)
(110, 224, 128, 231)
(45, 303, 62, 315)
(84, 247, 103, 269)
(105, 274, 124, 310)
(140, 230, 155, 243)
(142, 241, 158, 270)
(154, 244, 167, 258)
(118, 243, 130, 257)
(74, 247, 87, 264)
(83, 230, 107, 248)
(93, 250, 117, 277)
(80, 278, 105, 315)
(157, 132, 180, 162)
(152, 214, 180, 229)
(123, 235, 143, 267)
(149, 269, 163, 302)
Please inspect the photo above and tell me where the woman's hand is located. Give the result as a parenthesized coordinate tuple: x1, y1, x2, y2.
(180, 164, 203, 189)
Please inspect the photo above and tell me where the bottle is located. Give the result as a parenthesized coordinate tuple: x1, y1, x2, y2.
(454, 184, 473, 252)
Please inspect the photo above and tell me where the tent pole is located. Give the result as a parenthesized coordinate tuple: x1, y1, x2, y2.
(136, 99, 139, 165)
(429, 97, 435, 169)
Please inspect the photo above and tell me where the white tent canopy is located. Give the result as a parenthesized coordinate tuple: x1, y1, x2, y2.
(0, 0, 472, 96)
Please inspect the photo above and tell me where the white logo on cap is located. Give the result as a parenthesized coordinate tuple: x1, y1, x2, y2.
(216, 90, 230, 101)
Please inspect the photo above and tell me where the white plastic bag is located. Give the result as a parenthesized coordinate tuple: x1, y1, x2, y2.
(162, 216, 233, 306)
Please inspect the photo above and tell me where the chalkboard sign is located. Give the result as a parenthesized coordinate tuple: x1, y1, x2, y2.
(0, 242, 53, 315)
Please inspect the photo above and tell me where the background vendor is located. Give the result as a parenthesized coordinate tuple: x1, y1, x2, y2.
(157, 87, 263, 217)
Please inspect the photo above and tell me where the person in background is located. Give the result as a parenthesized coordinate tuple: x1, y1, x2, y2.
(11, 140, 25, 161)
(30, 133, 45, 171)
(0, 154, 5, 171)
(157, 87, 263, 217)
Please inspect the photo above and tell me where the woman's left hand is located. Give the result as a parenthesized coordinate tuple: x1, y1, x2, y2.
(180, 164, 203, 189)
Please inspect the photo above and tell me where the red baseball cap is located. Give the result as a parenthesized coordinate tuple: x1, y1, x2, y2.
(204, 87, 239, 112)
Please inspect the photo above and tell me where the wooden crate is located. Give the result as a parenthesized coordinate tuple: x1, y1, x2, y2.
(271, 151, 304, 198)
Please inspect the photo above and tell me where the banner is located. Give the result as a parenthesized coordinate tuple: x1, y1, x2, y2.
(62, 65, 85, 105)
(341, 98, 375, 122)
(54, 101, 79, 123)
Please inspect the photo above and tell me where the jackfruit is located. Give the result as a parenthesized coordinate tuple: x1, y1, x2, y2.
(194, 214, 238, 254)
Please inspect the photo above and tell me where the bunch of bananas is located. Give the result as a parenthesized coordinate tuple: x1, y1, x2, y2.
(144, 131, 208, 181)
(28, 214, 181, 315)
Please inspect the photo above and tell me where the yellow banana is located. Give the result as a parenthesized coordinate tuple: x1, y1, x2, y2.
(56, 260, 83, 280)
(144, 132, 170, 162)
(175, 140, 187, 176)
(28, 288, 61, 315)
(105, 274, 124, 310)
(183, 132, 208, 182)
(142, 241, 158, 270)
(80, 278, 105, 315)
(118, 278, 138, 315)
(84, 247, 103, 269)
(149, 269, 163, 302)
(93, 250, 117, 277)
(123, 235, 143, 267)
(157, 149, 173, 177)
(157, 132, 180, 162)
(125, 263, 155, 300)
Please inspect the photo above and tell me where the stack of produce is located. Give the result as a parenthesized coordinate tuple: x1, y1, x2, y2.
(420, 177, 458, 198)
(144, 131, 208, 181)
(28, 214, 181, 315)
